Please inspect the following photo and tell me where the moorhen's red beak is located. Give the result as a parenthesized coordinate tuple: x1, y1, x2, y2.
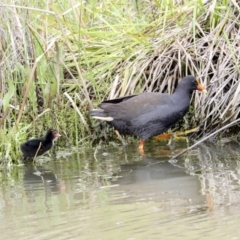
(196, 78, 207, 93)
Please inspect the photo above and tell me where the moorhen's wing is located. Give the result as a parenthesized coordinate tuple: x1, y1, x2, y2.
(22, 139, 43, 148)
(99, 94, 137, 106)
(21, 139, 48, 155)
(100, 92, 171, 121)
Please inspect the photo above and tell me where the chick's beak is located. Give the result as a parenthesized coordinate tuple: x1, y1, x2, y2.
(196, 78, 207, 93)
(55, 132, 61, 138)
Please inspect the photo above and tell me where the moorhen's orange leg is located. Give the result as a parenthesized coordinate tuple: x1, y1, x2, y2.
(154, 133, 173, 140)
(138, 140, 145, 156)
(154, 126, 202, 145)
(168, 126, 202, 145)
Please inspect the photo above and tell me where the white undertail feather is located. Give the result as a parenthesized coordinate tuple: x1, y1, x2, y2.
(92, 116, 114, 121)
(90, 109, 114, 121)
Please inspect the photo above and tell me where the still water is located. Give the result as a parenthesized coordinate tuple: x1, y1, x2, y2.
(1, 140, 240, 239)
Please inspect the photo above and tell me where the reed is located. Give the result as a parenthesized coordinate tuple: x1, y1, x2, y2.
(0, 0, 239, 163)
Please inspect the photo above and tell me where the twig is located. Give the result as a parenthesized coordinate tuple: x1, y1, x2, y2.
(170, 118, 240, 160)
(64, 92, 90, 133)
(33, 142, 42, 163)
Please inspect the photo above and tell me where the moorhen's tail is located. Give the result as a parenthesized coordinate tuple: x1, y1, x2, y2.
(89, 109, 113, 121)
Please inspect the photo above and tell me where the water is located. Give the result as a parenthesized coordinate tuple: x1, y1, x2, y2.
(1, 139, 240, 239)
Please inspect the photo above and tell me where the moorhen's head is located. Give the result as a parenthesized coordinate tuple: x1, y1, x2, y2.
(177, 75, 207, 94)
(45, 129, 61, 142)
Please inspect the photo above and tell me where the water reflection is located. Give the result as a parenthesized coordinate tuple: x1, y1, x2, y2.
(110, 157, 205, 206)
(185, 140, 240, 208)
(23, 165, 63, 194)
(0, 140, 240, 239)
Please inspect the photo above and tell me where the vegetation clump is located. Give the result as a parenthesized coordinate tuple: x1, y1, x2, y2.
(0, 0, 239, 163)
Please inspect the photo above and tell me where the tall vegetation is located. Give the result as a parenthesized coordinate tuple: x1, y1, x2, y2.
(0, 0, 239, 163)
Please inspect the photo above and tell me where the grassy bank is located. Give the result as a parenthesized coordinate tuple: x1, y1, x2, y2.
(0, 0, 240, 163)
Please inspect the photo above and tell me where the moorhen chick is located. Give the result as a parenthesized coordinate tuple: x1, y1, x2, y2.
(89, 76, 207, 152)
(20, 129, 61, 162)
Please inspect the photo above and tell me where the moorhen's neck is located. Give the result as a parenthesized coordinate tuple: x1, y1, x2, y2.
(172, 86, 193, 103)
(44, 131, 56, 143)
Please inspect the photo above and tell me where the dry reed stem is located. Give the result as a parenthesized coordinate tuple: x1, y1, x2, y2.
(172, 118, 240, 160)
(64, 92, 90, 133)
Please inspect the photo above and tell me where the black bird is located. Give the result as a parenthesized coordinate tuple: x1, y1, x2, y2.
(89, 76, 207, 151)
(20, 129, 61, 162)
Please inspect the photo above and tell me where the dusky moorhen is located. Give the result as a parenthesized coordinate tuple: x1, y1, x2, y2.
(20, 128, 61, 162)
(89, 75, 206, 151)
